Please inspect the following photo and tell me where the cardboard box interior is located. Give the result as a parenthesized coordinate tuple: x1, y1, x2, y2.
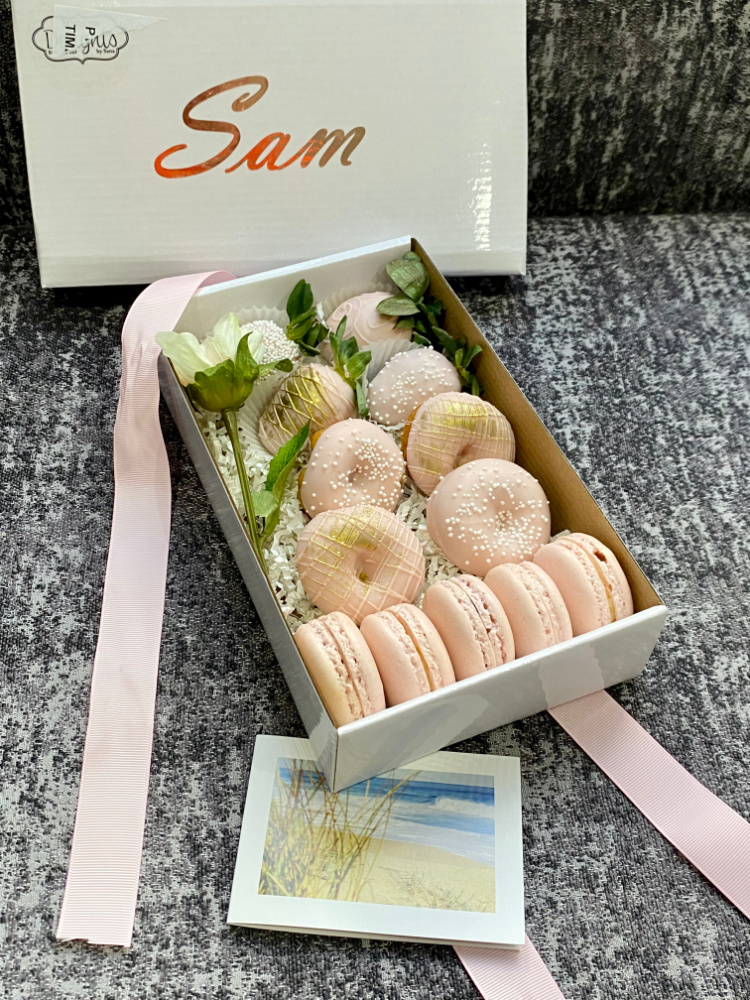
(160, 237, 666, 790)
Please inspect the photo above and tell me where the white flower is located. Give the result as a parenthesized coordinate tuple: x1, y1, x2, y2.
(156, 312, 264, 386)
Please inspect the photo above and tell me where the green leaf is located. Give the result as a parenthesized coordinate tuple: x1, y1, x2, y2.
(267, 422, 310, 495)
(296, 341, 321, 357)
(464, 344, 483, 366)
(377, 295, 421, 317)
(234, 333, 259, 381)
(421, 297, 446, 324)
(430, 325, 457, 354)
(189, 358, 250, 413)
(286, 312, 315, 342)
(287, 279, 314, 320)
(345, 351, 371, 382)
(250, 490, 280, 519)
(412, 330, 432, 347)
(355, 380, 369, 418)
(396, 316, 416, 330)
(386, 255, 430, 301)
(257, 358, 293, 379)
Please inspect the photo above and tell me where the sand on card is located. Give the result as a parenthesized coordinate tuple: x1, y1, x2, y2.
(261, 825, 496, 913)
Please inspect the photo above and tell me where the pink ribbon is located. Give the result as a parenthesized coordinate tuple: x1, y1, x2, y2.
(57, 273, 749, 1000)
(56, 271, 234, 947)
(549, 690, 750, 920)
(456, 937, 565, 999)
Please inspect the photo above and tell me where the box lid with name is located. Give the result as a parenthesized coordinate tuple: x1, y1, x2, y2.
(11, 0, 527, 287)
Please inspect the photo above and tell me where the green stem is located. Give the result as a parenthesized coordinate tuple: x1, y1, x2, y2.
(222, 408, 268, 576)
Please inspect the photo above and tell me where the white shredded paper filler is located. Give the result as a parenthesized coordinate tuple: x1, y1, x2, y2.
(199, 365, 461, 632)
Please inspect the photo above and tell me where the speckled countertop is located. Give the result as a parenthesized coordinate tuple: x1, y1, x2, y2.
(2, 215, 749, 999)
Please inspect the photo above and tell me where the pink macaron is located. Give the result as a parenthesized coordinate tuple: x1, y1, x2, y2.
(485, 561, 572, 658)
(294, 612, 386, 727)
(422, 574, 515, 679)
(533, 532, 634, 635)
(360, 604, 456, 705)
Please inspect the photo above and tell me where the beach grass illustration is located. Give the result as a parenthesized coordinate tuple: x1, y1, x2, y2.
(258, 759, 496, 912)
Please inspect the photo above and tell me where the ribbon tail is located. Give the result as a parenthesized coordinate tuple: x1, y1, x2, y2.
(56, 271, 234, 948)
(550, 690, 750, 920)
(455, 935, 567, 999)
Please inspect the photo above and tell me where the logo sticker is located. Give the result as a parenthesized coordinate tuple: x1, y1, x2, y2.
(32, 8, 161, 64)
(32, 15, 128, 63)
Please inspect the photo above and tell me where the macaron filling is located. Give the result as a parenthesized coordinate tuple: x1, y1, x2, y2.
(515, 563, 567, 644)
(442, 579, 496, 670)
(307, 619, 364, 719)
(558, 536, 619, 622)
(453, 576, 510, 667)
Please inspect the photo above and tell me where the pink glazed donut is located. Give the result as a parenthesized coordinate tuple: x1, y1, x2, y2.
(426, 459, 551, 575)
(299, 419, 405, 516)
(296, 504, 425, 625)
(404, 391, 515, 495)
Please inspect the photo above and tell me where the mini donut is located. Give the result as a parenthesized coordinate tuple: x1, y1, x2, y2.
(367, 348, 461, 426)
(426, 458, 551, 575)
(258, 364, 356, 454)
(326, 292, 411, 350)
(296, 504, 425, 625)
(404, 391, 515, 495)
(299, 419, 405, 516)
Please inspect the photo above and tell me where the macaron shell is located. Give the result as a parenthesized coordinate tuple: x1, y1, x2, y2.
(422, 581, 489, 678)
(534, 533, 634, 635)
(485, 562, 572, 657)
(422, 575, 514, 679)
(361, 611, 430, 704)
(295, 613, 384, 727)
(567, 533, 634, 621)
(327, 611, 386, 716)
(455, 575, 516, 668)
(360, 605, 455, 705)
(391, 604, 455, 690)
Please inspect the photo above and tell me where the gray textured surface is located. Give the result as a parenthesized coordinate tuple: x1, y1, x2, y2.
(2, 0, 750, 224)
(2, 214, 749, 998)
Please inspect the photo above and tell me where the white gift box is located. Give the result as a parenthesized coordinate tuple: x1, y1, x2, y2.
(11, 0, 527, 287)
(159, 237, 668, 791)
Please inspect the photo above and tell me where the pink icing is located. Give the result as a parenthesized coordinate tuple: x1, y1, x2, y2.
(426, 458, 551, 575)
(326, 292, 410, 349)
(300, 419, 405, 516)
(368, 349, 461, 426)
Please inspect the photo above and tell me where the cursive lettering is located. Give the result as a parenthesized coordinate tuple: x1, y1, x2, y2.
(155, 78, 365, 177)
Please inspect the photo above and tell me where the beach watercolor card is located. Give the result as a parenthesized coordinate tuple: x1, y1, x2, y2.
(228, 736, 524, 947)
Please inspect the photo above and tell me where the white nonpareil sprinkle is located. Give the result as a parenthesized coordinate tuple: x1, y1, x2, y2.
(199, 402, 460, 632)
(241, 320, 301, 364)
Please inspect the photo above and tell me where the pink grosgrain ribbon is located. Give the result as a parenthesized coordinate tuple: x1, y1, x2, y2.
(56, 271, 234, 948)
(456, 937, 566, 999)
(56, 274, 750, 1000)
(549, 690, 750, 920)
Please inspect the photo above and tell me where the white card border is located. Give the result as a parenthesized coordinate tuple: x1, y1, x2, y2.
(228, 735, 524, 947)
